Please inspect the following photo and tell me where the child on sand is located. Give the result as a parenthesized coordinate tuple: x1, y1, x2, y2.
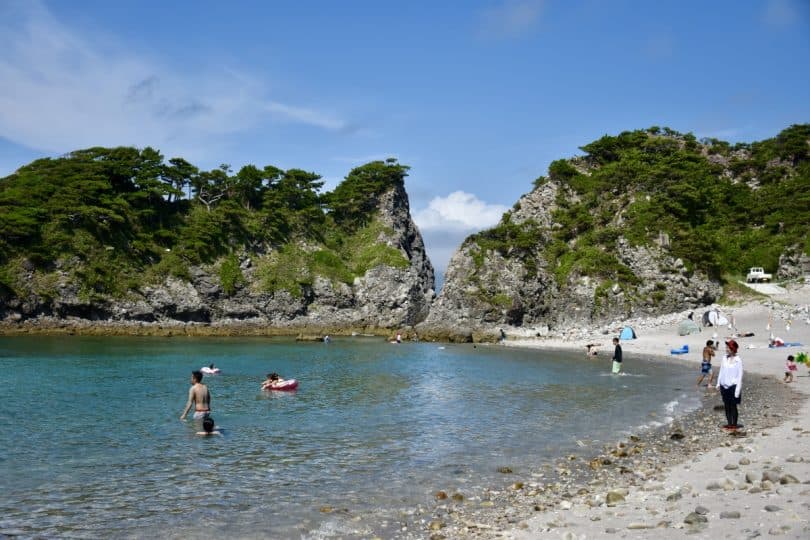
(785, 355, 797, 383)
(697, 339, 716, 388)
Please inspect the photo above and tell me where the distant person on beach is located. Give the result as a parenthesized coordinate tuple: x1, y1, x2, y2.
(196, 416, 221, 436)
(785, 355, 797, 383)
(180, 370, 211, 421)
(716, 339, 743, 431)
(586, 344, 598, 357)
(396, 333, 402, 344)
(611, 337, 622, 374)
(697, 339, 716, 388)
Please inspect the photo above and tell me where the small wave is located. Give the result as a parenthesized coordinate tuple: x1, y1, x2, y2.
(598, 371, 647, 378)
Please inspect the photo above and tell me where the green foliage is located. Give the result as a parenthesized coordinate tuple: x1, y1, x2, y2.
(147, 250, 191, 282)
(550, 243, 639, 286)
(310, 249, 355, 284)
(327, 159, 409, 230)
(467, 124, 809, 300)
(218, 253, 245, 296)
(469, 217, 543, 260)
(555, 125, 809, 281)
(489, 293, 513, 308)
(256, 244, 311, 298)
(532, 175, 548, 189)
(343, 220, 409, 275)
(548, 159, 578, 181)
(0, 147, 413, 299)
(254, 219, 408, 297)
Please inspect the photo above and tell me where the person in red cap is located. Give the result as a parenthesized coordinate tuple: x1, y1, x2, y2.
(715, 339, 743, 430)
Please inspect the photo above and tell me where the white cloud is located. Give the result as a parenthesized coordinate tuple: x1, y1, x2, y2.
(265, 102, 346, 131)
(413, 191, 509, 280)
(413, 191, 509, 232)
(476, 0, 545, 40)
(0, 1, 345, 162)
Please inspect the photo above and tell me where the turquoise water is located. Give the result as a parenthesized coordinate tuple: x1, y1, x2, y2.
(0, 336, 699, 538)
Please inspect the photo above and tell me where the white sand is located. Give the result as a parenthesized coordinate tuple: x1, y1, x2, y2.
(503, 282, 810, 539)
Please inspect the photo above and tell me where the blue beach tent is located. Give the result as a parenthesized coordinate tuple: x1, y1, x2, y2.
(619, 326, 637, 340)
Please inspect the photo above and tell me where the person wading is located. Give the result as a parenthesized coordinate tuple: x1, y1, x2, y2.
(180, 370, 211, 421)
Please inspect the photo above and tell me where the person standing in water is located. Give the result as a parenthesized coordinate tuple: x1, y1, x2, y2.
(716, 339, 743, 431)
(611, 337, 622, 374)
(180, 370, 211, 420)
(196, 417, 221, 436)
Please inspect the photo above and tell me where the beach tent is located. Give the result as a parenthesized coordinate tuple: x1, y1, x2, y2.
(678, 319, 701, 336)
(702, 309, 729, 327)
(619, 326, 637, 340)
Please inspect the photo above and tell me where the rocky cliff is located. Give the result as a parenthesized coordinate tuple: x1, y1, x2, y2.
(0, 182, 435, 334)
(419, 126, 809, 341)
(419, 181, 720, 341)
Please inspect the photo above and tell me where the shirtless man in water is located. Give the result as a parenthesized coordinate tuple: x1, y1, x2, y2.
(180, 370, 211, 420)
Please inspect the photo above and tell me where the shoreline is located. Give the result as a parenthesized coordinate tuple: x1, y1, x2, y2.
(396, 368, 806, 539)
(2, 285, 808, 538)
(401, 283, 810, 539)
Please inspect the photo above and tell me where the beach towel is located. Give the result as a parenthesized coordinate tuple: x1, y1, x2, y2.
(768, 342, 803, 348)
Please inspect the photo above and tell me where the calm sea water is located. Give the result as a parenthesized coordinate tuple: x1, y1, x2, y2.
(0, 336, 699, 538)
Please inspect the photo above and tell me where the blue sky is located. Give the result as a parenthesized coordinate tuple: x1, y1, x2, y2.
(1, 0, 808, 279)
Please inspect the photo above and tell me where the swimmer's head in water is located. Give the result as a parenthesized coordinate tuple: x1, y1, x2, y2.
(192, 370, 203, 383)
(202, 417, 214, 433)
(269, 372, 280, 381)
(209, 363, 214, 369)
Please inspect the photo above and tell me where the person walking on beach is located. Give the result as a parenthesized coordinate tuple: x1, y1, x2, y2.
(180, 370, 211, 421)
(785, 355, 797, 383)
(611, 337, 622, 374)
(716, 339, 743, 431)
(697, 339, 716, 388)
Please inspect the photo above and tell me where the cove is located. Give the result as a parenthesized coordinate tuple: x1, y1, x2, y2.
(0, 336, 699, 538)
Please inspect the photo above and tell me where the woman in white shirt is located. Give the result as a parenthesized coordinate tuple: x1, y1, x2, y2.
(716, 339, 743, 430)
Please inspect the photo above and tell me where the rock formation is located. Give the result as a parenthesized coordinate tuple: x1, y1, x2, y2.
(0, 182, 435, 334)
(419, 180, 722, 341)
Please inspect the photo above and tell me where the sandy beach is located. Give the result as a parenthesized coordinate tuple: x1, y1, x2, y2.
(395, 282, 809, 539)
(496, 282, 810, 539)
